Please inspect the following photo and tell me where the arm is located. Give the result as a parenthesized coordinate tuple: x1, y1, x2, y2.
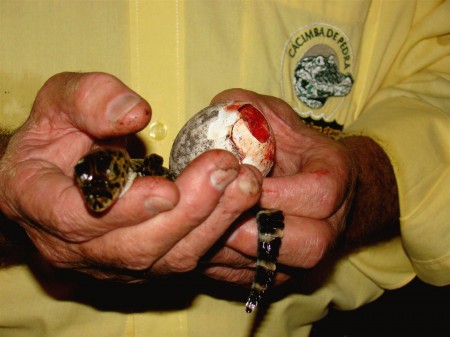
(338, 136, 400, 250)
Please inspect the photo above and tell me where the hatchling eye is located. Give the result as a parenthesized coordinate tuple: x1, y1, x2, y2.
(79, 173, 91, 182)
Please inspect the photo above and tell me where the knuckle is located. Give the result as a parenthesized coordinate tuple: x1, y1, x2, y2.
(34, 72, 77, 105)
(222, 268, 251, 285)
(72, 72, 118, 105)
(310, 187, 338, 218)
(300, 243, 327, 268)
(166, 251, 198, 273)
(206, 266, 252, 286)
(112, 246, 154, 271)
(318, 191, 339, 215)
(169, 260, 197, 274)
(153, 246, 199, 274)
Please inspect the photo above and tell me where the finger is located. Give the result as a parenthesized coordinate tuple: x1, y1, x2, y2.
(211, 89, 299, 127)
(151, 164, 262, 273)
(74, 150, 242, 271)
(202, 264, 290, 287)
(226, 214, 336, 269)
(200, 246, 290, 286)
(260, 171, 346, 219)
(210, 88, 261, 106)
(202, 265, 256, 287)
(200, 246, 256, 286)
(32, 72, 151, 139)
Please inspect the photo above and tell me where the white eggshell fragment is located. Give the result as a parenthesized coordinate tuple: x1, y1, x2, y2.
(169, 101, 275, 177)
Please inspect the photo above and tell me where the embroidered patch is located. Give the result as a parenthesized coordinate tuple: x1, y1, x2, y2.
(281, 23, 354, 137)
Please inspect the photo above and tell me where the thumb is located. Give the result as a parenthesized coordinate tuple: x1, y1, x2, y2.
(32, 72, 151, 138)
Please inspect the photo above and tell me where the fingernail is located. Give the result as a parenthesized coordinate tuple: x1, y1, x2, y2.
(210, 168, 238, 191)
(144, 196, 174, 214)
(238, 175, 260, 195)
(108, 93, 142, 122)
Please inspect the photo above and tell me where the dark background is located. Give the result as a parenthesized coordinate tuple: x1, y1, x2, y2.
(312, 277, 450, 337)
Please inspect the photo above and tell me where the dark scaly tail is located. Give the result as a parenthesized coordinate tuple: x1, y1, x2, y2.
(245, 209, 285, 313)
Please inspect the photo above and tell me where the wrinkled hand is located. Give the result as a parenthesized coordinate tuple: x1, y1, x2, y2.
(202, 89, 357, 285)
(0, 73, 263, 282)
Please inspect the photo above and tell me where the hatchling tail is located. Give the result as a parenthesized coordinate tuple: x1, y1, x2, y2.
(245, 209, 284, 313)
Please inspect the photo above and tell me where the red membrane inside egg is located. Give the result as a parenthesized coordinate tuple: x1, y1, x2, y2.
(169, 102, 275, 177)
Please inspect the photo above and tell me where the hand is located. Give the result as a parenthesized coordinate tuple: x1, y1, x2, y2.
(0, 73, 263, 282)
(201, 89, 358, 285)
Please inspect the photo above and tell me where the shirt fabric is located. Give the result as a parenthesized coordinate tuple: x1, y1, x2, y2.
(1, 1, 449, 336)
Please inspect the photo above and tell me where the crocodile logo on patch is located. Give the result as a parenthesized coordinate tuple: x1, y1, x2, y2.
(293, 54, 353, 109)
(281, 23, 354, 137)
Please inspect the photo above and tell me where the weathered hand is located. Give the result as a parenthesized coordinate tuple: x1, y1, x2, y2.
(202, 89, 357, 285)
(0, 73, 262, 282)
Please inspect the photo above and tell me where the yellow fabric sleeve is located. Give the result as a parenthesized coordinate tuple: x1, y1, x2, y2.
(344, 0, 450, 286)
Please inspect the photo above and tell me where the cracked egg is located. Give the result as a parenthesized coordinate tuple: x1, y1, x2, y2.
(169, 102, 275, 177)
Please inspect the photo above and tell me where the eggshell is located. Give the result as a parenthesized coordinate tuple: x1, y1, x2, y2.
(169, 102, 275, 177)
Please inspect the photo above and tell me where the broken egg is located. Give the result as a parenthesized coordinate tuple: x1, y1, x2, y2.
(169, 102, 275, 177)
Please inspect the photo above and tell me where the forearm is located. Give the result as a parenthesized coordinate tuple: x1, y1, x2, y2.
(339, 136, 400, 251)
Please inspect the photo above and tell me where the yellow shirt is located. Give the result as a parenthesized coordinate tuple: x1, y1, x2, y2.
(1, 1, 449, 336)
